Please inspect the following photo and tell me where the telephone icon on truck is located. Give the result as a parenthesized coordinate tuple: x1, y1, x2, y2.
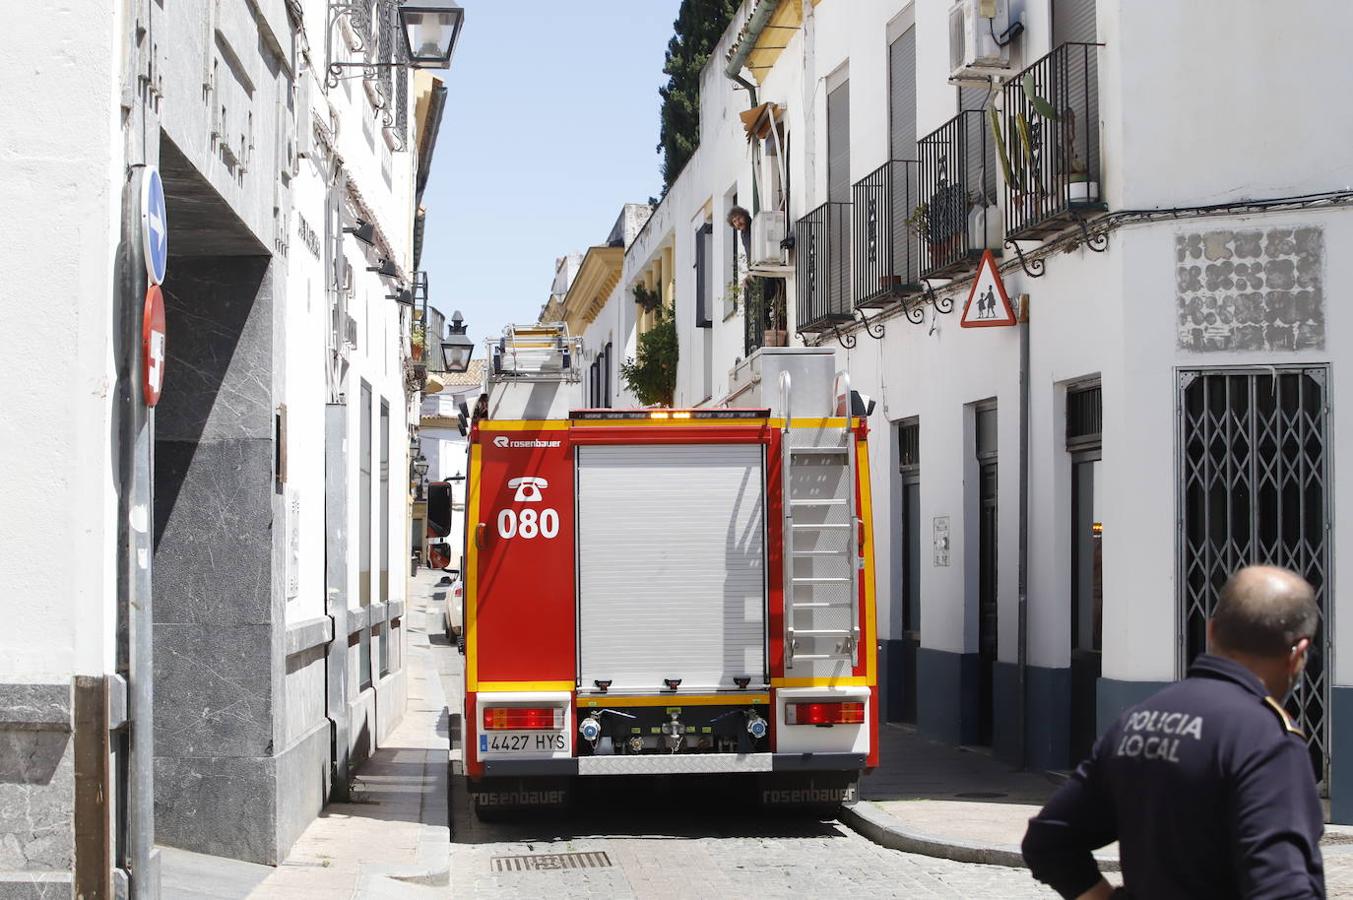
(508, 476, 548, 503)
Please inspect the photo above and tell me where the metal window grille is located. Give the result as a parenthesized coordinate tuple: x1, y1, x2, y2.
(917, 110, 997, 279)
(1178, 368, 1331, 786)
(1066, 383, 1102, 451)
(1002, 42, 1104, 241)
(899, 419, 920, 472)
(853, 160, 922, 308)
(393, 36, 408, 151)
(794, 201, 853, 333)
(976, 405, 998, 461)
(377, 3, 393, 111)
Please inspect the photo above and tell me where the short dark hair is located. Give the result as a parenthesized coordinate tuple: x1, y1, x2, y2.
(1211, 566, 1319, 658)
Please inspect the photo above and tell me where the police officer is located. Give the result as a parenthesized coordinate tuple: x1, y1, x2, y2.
(1022, 565, 1325, 899)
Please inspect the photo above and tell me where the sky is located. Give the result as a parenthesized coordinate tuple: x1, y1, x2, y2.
(420, 2, 683, 345)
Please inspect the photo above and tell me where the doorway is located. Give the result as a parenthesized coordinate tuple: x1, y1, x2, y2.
(898, 418, 921, 723)
(975, 405, 998, 746)
(1068, 382, 1103, 763)
(1179, 368, 1330, 786)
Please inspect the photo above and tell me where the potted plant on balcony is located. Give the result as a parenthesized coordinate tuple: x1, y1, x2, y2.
(1059, 108, 1099, 204)
(410, 323, 426, 362)
(908, 181, 967, 263)
(761, 279, 787, 347)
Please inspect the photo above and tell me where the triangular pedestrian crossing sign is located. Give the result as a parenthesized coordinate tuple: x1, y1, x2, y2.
(960, 250, 1017, 328)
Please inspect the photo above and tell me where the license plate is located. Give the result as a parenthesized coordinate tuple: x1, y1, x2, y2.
(480, 732, 567, 754)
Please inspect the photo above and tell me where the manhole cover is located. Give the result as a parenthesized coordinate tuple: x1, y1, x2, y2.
(491, 851, 613, 872)
(954, 791, 1008, 800)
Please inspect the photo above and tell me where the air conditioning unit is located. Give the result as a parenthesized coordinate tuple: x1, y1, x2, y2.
(345, 314, 359, 350)
(949, 0, 1014, 84)
(751, 211, 786, 267)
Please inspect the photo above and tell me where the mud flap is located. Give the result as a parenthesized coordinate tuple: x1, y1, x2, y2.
(467, 776, 573, 821)
(756, 771, 861, 812)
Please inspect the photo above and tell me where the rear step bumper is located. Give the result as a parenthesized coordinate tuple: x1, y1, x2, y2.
(482, 751, 866, 778)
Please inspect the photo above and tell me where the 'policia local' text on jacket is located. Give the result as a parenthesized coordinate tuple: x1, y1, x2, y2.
(1022, 654, 1324, 899)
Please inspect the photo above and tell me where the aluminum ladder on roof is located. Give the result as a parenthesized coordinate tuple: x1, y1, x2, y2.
(779, 370, 859, 670)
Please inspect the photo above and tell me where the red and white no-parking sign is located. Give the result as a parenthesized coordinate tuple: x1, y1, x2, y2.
(142, 285, 166, 407)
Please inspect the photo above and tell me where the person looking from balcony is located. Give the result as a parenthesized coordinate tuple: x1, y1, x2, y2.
(1022, 565, 1325, 899)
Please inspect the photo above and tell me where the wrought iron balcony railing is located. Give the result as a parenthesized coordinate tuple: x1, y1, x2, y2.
(917, 110, 1000, 280)
(852, 160, 923, 307)
(794, 201, 853, 333)
(1002, 42, 1104, 241)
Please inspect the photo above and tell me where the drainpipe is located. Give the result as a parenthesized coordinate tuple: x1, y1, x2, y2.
(1017, 295, 1031, 769)
(723, 0, 781, 107)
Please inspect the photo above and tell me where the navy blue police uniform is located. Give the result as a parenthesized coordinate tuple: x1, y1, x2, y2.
(1022, 654, 1324, 899)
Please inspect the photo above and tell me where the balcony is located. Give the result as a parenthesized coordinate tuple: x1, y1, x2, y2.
(794, 201, 853, 333)
(917, 110, 1000, 279)
(852, 160, 923, 308)
(1002, 42, 1104, 240)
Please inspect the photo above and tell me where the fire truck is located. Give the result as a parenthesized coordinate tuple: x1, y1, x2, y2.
(456, 323, 878, 815)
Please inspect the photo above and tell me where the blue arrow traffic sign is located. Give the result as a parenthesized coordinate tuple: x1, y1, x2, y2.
(141, 166, 168, 285)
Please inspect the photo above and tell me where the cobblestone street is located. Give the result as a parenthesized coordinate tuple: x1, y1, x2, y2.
(450, 806, 1054, 899)
(433, 604, 1056, 899)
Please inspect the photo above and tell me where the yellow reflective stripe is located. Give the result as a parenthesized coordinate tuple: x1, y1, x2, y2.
(476, 681, 575, 693)
(577, 694, 770, 707)
(479, 420, 569, 431)
(464, 443, 481, 691)
(858, 437, 878, 687)
(771, 676, 870, 688)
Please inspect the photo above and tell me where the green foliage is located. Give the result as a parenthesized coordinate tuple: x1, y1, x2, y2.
(633, 283, 662, 312)
(657, 0, 740, 192)
(620, 308, 678, 407)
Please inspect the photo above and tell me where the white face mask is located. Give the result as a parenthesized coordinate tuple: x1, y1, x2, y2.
(1283, 644, 1310, 703)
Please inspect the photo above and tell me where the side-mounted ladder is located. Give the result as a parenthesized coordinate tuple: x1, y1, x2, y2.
(780, 370, 860, 669)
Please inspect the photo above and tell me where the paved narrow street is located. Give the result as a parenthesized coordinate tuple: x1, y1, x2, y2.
(426, 589, 1057, 899)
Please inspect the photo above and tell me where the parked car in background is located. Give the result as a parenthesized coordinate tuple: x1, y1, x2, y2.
(440, 571, 464, 652)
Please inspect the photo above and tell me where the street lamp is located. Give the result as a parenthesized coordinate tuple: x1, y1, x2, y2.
(325, 0, 465, 89)
(412, 455, 430, 480)
(441, 310, 474, 374)
(398, 0, 465, 69)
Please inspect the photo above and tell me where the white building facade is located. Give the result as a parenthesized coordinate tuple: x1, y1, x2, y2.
(616, 0, 1353, 819)
(0, 0, 451, 892)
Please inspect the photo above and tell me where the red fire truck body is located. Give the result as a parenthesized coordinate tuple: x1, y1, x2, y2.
(459, 326, 877, 812)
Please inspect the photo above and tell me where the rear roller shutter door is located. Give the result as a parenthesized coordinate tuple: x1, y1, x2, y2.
(577, 444, 766, 692)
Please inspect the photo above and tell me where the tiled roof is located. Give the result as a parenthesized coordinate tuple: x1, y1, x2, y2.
(437, 359, 485, 387)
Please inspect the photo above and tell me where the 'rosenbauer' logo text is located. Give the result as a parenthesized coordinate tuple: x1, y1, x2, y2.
(492, 436, 561, 449)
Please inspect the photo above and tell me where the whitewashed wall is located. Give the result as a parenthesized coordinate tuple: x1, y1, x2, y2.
(0, 1, 123, 683)
(622, 0, 1353, 696)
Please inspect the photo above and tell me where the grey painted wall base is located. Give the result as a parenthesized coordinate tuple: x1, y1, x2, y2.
(1330, 688, 1353, 824)
(0, 683, 73, 891)
(1096, 677, 1172, 737)
(274, 722, 332, 859)
(917, 648, 980, 746)
(0, 873, 75, 899)
(991, 662, 1071, 771)
(878, 639, 921, 724)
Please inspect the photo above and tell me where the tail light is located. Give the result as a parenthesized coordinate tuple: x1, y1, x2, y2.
(786, 701, 865, 726)
(482, 706, 564, 731)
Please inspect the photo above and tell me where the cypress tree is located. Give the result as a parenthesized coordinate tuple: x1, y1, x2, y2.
(657, 0, 740, 192)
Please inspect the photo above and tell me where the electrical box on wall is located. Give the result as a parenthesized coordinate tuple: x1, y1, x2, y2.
(949, 0, 1017, 84)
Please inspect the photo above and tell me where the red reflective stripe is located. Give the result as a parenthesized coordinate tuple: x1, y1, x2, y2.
(481, 707, 561, 730)
(786, 701, 865, 726)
